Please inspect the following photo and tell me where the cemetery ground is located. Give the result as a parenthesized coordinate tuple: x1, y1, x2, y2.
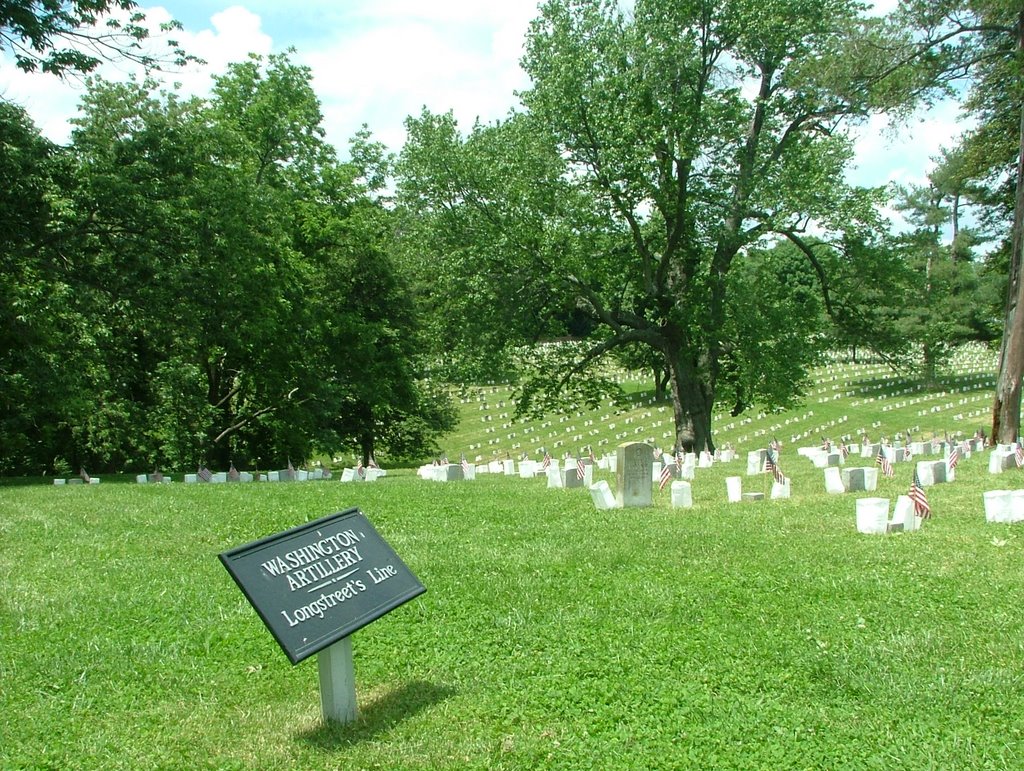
(4, 456, 1024, 768)
(3, 346, 1023, 768)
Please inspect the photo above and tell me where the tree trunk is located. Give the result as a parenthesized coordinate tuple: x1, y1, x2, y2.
(654, 365, 670, 401)
(668, 351, 714, 454)
(356, 401, 375, 466)
(923, 341, 937, 387)
(992, 11, 1024, 445)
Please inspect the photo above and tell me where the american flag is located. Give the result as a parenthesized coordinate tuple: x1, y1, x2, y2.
(461, 453, 471, 475)
(368, 455, 379, 469)
(228, 463, 240, 482)
(576, 457, 586, 480)
(1015, 445, 1024, 468)
(875, 445, 893, 478)
(765, 449, 786, 485)
(658, 461, 674, 491)
(909, 469, 931, 518)
(839, 440, 849, 460)
(821, 437, 831, 452)
(197, 465, 213, 482)
(947, 443, 960, 471)
(542, 450, 551, 469)
(589, 446, 596, 463)
(286, 458, 296, 480)
(80, 467, 91, 483)
(150, 468, 163, 483)
(356, 459, 365, 478)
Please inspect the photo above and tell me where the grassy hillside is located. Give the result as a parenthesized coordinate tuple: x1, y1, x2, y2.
(441, 345, 997, 463)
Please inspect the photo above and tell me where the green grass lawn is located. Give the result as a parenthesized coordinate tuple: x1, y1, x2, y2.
(3, 450, 1023, 769)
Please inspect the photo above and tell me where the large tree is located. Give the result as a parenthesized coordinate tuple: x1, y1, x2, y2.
(399, 0, 916, 451)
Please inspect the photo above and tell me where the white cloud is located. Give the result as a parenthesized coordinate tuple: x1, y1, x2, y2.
(301, 1, 537, 152)
(846, 101, 973, 190)
(0, 3, 272, 144)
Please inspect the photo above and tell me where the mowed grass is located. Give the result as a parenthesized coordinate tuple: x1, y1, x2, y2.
(3, 453, 1023, 769)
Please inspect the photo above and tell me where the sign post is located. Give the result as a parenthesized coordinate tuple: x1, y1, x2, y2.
(219, 507, 425, 723)
(318, 636, 357, 723)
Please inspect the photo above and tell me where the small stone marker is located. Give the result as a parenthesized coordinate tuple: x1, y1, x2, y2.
(824, 466, 845, 494)
(670, 480, 692, 508)
(988, 451, 1015, 474)
(726, 476, 742, 503)
(916, 460, 946, 486)
(561, 466, 584, 488)
(842, 467, 866, 492)
(984, 490, 1013, 522)
(856, 497, 890, 534)
(219, 508, 426, 724)
(546, 466, 562, 488)
(742, 492, 764, 502)
(746, 450, 766, 475)
(589, 480, 618, 509)
(615, 442, 653, 507)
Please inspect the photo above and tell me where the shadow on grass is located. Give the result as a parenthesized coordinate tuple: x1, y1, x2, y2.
(296, 679, 455, 748)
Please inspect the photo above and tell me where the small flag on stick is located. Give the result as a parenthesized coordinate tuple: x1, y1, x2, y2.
(909, 469, 931, 519)
(765, 449, 786, 485)
(659, 462, 674, 491)
(875, 445, 893, 478)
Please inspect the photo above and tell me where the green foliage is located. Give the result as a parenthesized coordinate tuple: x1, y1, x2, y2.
(0, 0, 195, 77)
(0, 53, 446, 474)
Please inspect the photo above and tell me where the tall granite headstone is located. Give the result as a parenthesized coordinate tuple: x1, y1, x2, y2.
(616, 442, 653, 507)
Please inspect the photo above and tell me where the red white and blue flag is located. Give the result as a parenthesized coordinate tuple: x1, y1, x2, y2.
(765, 449, 786, 485)
(909, 469, 931, 518)
(197, 465, 213, 482)
(659, 461, 674, 491)
(875, 445, 894, 478)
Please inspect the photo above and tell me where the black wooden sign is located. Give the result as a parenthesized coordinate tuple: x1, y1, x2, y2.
(219, 508, 425, 664)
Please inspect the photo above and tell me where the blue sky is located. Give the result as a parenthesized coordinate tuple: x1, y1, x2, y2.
(0, 1, 971, 212)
